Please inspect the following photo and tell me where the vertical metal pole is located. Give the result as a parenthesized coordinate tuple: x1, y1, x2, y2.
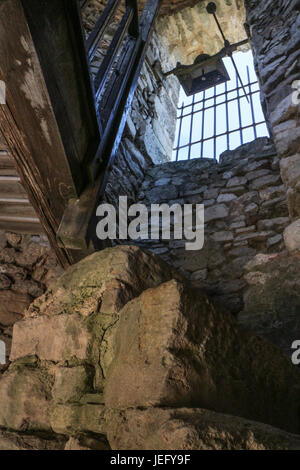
(225, 80, 229, 151)
(247, 66, 257, 140)
(236, 73, 243, 146)
(213, 86, 217, 160)
(188, 94, 195, 160)
(176, 103, 184, 161)
(200, 90, 206, 158)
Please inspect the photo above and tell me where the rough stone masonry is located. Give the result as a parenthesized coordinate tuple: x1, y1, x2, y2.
(2, 246, 300, 450)
(135, 138, 289, 318)
(1, 0, 300, 451)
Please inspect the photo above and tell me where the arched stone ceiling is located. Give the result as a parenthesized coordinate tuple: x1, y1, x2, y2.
(156, 0, 247, 65)
(83, 0, 247, 66)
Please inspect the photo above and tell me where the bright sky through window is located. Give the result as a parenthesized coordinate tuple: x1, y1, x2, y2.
(172, 50, 269, 162)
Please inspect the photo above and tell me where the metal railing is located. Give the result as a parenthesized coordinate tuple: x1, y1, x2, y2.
(79, 0, 161, 187)
(173, 65, 269, 161)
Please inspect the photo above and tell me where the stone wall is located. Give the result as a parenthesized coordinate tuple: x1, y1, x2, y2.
(232, 0, 300, 356)
(1, 246, 300, 450)
(0, 232, 63, 370)
(82, 0, 248, 207)
(0, 0, 251, 368)
(245, 0, 300, 248)
(134, 137, 289, 315)
(82, 1, 180, 209)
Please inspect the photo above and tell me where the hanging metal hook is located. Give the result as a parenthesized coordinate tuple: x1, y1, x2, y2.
(206, 2, 250, 103)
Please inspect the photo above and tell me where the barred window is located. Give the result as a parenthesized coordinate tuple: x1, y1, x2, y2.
(172, 50, 269, 162)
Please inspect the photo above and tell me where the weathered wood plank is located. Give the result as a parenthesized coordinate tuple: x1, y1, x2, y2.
(0, 132, 7, 150)
(0, 0, 96, 266)
(0, 198, 36, 218)
(0, 176, 27, 198)
(0, 217, 43, 235)
(0, 153, 18, 176)
(22, 0, 101, 174)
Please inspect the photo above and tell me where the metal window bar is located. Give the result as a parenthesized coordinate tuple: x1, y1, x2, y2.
(173, 65, 268, 161)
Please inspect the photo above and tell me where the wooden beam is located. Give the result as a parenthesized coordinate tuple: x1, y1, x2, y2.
(0, 216, 43, 235)
(0, 176, 27, 198)
(21, 0, 101, 175)
(0, 0, 100, 267)
(0, 153, 18, 176)
(0, 198, 37, 219)
(0, 0, 76, 266)
(58, 0, 163, 250)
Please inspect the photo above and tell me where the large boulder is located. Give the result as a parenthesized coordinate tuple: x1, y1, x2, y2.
(2, 245, 300, 449)
(10, 314, 91, 362)
(9, 246, 179, 389)
(0, 430, 66, 451)
(239, 252, 300, 357)
(105, 279, 300, 434)
(0, 368, 51, 431)
(25, 244, 179, 320)
(106, 407, 300, 450)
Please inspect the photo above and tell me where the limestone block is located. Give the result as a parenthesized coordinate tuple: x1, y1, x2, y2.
(246, 169, 271, 181)
(26, 246, 178, 319)
(257, 217, 290, 231)
(286, 187, 300, 218)
(227, 176, 247, 188)
(280, 154, 300, 188)
(250, 174, 281, 190)
(205, 204, 228, 223)
(10, 314, 91, 362)
(50, 403, 106, 436)
(270, 93, 300, 126)
(53, 366, 92, 403)
(0, 368, 51, 431)
(217, 193, 237, 203)
(259, 185, 285, 201)
(267, 234, 283, 247)
(245, 202, 258, 215)
(64, 436, 109, 451)
(274, 121, 300, 157)
(284, 219, 300, 255)
(240, 252, 300, 357)
(211, 231, 234, 242)
(0, 430, 66, 450)
(105, 279, 300, 433)
(235, 231, 274, 243)
(203, 188, 219, 199)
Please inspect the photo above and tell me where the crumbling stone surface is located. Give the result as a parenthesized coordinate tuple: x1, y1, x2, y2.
(239, 252, 300, 357)
(83, 0, 247, 212)
(0, 232, 63, 371)
(1, 245, 300, 449)
(134, 138, 289, 315)
(245, 0, 300, 254)
(0, 368, 52, 432)
(106, 407, 300, 451)
(10, 314, 92, 363)
(284, 220, 300, 256)
(82, 1, 180, 211)
(105, 278, 300, 434)
(64, 435, 109, 451)
(0, 430, 66, 451)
